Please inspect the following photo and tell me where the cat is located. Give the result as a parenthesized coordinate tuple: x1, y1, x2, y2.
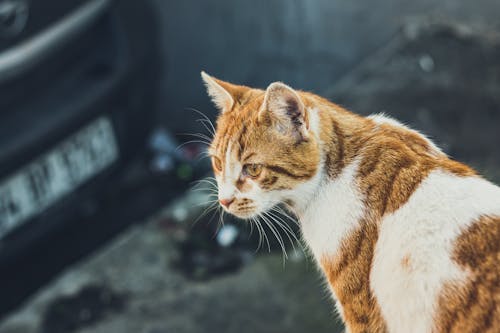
(200, 71, 500, 333)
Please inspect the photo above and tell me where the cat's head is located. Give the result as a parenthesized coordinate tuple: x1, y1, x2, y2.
(201, 72, 321, 219)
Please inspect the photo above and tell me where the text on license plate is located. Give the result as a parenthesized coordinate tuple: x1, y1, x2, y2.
(0, 117, 119, 238)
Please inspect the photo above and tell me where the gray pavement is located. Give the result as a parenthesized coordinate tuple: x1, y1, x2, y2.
(0, 190, 343, 333)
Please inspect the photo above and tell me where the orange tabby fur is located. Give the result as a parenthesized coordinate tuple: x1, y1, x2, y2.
(202, 73, 500, 333)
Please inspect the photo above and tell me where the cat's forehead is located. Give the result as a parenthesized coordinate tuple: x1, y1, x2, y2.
(211, 95, 266, 156)
(211, 120, 251, 158)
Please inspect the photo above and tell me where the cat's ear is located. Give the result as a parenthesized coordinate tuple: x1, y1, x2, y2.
(260, 82, 309, 142)
(201, 71, 243, 113)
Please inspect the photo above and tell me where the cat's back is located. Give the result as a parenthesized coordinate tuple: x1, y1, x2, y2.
(369, 118, 500, 333)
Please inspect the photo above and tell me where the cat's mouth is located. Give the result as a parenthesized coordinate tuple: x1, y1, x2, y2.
(219, 198, 265, 219)
(220, 199, 277, 220)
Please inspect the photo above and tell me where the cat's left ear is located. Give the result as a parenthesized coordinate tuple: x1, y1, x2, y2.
(201, 71, 246, 113)
(260, 82, 309, 142)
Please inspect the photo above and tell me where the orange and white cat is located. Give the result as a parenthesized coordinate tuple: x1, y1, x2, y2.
(201, 71, 500, 333)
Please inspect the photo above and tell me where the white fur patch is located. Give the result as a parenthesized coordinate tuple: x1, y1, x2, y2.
(299, 158, 365, 260)
(294, 158, 365, 325)
(371, 170, 500, 333)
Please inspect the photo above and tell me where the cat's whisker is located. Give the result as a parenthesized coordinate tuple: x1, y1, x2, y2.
(189, 189, 218, 197)
(185, 107, 216, 137)
(193, 203, 217, 211)
(190, 188, 218, 200)
(200, 199, 218, 210)
(203, 204, 223, 237)
(259, 199, 300, 227)
(272, 204, 301, 228)
(247, 217, 255, 238)
(215, 207, 226, 235)
(193, 198, 219, 207)
(261, 219, 271, 253)
(266, 210, 308, 259)
(260, 213, 287, 260)
(191, 201, 220, 228)
(176, 140, 211, 152)
(250, 217, 262, 251)
(272, 205, 301, 228)
(189, 183, 217, 191)
(180, 132, 213, 143)
(196, 119, 216, 138)
(196, 151, 211, 161)
(190, 178, 217, 188)
(264, 213, 291, 259)
(268, 218, 289, 265)
(190, 181, 217, 191)
(264, 210, 299, 252)
(190, 188, 218, 195)
(254, 217, 270, 253)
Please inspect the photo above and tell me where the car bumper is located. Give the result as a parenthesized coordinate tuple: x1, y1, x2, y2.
(0, 0, 160, 262)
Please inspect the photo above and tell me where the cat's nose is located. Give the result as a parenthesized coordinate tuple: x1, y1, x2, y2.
(219, 198, 235, 208)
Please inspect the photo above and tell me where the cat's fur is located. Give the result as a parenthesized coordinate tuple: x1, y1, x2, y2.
(201, 72, 500, 333)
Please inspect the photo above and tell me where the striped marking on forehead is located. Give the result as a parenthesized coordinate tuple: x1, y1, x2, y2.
(216, 121, 249, 162)
(236, 124, 249, 160)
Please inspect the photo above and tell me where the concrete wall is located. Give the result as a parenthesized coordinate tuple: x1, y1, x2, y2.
(150, 0, 500, 135)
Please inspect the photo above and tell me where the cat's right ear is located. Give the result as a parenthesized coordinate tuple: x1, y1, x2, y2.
(201, 71, 237, 113)
(259, 82, 309, 142)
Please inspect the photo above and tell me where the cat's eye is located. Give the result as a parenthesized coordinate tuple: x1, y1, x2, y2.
(212, 157, 222, 172)
(243, 164, 263, 178)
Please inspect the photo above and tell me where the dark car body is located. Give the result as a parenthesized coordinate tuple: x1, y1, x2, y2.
(0, 0, 161, 314)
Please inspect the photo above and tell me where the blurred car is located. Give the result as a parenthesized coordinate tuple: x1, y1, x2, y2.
(0, 0, 161, 313)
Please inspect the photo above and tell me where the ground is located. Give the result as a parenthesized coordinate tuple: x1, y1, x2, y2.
(0, 191, 343, 333)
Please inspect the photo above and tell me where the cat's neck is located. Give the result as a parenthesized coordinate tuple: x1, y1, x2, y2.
(315, 100, 372, 178)
(287, 97, 371, 218)
(287, 100, 371, 256)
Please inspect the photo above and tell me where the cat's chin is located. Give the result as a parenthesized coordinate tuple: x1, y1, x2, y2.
(226, 203, 279, 220)
(230, 211, 258, 220)
(226, 209, 261, 220)
(223, 201, 277, 220)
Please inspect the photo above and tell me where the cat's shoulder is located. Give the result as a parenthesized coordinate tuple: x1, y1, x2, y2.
(367, 113, 444, 157)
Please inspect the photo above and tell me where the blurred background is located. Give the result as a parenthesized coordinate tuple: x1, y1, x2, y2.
(0, 0, 499, 332)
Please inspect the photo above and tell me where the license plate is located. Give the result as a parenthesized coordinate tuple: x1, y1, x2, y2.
(0, 117, 119, 238)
